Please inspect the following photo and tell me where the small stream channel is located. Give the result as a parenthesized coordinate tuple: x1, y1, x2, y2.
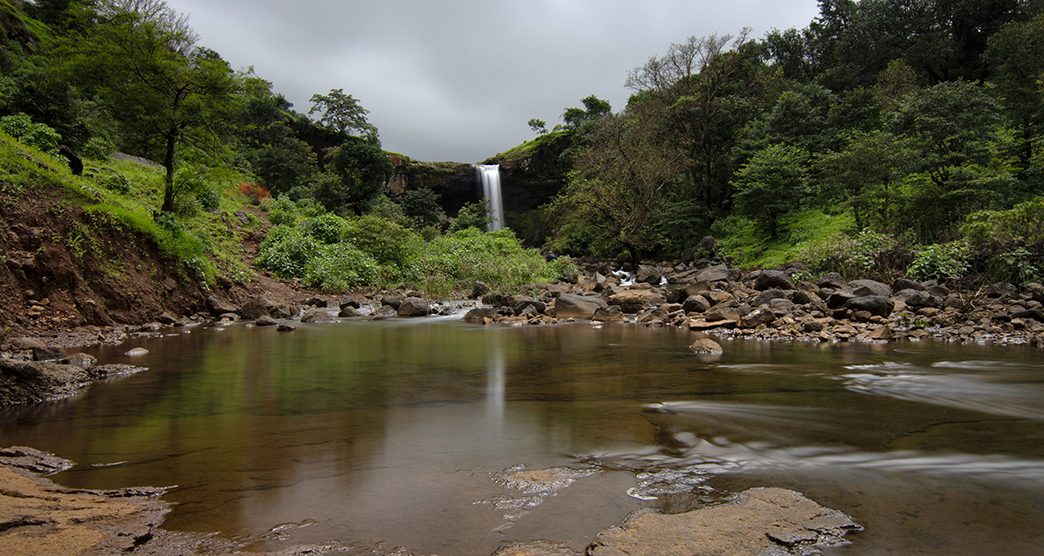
(2, 320, 1042, 554)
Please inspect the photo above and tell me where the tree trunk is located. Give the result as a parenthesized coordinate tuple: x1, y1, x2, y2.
(161, 131, 177, 213)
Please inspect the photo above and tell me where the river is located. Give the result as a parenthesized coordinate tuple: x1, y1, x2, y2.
(2, 319, 1041, 554)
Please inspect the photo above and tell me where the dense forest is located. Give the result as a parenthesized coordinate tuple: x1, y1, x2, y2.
(1, 0, 1042, 295)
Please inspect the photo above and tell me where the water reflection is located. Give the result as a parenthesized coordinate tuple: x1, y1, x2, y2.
(0, 322, 1041, 554)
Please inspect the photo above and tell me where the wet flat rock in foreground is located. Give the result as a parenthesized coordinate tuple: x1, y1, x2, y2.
(586, 487, 861, 556)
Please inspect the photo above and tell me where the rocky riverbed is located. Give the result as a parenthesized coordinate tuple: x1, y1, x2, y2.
(0, 446, 861, 555)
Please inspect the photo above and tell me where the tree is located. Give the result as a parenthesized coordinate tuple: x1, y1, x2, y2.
(527, 118, 547, 134)
(78, 0, 239, 212)
(400, 187, 446, 229)
(319, 135, 391, 214)
(731, 143, 810, 236)
(816, 130, 916, 230)
(308, 88, 376, 139)
(551, 112, 684, 263)
(562, 95, 611, 128)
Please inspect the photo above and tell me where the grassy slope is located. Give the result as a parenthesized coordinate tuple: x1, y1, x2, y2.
(0, 131, 265, 327)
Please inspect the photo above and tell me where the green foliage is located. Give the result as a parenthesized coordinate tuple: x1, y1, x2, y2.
(308, 88, 377, 139)
(341, 214, 420, 267)
(961, 197, 1044, 247)
(321, 137, 392, 214)
(907, 241, 972, 282)
(406, 228, 557, 296)
(712, 209, 855, 269)
(81, 136, 113, 159)
(450, 200, 491, 232)
(255, 224, 319, 278)
(195, 186, 220, 211)
(303, 243, 380, 292)
(305, 212, 348, 244)
(264, 196, 302, 226)
(732, 143, 810, 236)
(0, 113, 61, 155)
(797, 230, 899, 279)
(400, 187, 446, 229)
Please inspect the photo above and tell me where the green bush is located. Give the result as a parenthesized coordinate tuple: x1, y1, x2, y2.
(99, 171, 130, 194)
(256, 225, 319, 278)
(405, 228, 556, 296)
(0, 113, 61, 156)
(961, 197, 1044, 247)
(342, 214, 421, 267)
(306, 213, 348, 244)
(798, 230, 898, 279)
(907, 241, 971, 282)
(303, 243, 380, 292)
(81, 136, 114, 160)
(196, 186, 221, 211)
(264, 196, 301, 226)
(450, 200, 491, 232)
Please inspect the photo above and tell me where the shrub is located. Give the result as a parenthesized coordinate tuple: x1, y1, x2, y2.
(238, 181, 270, 201)
(907, 241, 971, 282)
(405, 228, 555, 296)
(264, 196, 302, 226)
(0, 113, 61, 156)
(305, 213, 348, 244)
(342, 214, 421, 267)
(450, 200, 490, 231)
(196, 186, 221, 211)
(400, 187, 446, 229)
(303, 243, 380, 292)
(798, 230, 898, 279)
(256, 225, 319, 278)
(81, 136, 114, 160)
(99, 171, 130, 194)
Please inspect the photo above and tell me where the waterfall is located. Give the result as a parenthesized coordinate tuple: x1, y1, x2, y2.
(476, 164, 505, 231)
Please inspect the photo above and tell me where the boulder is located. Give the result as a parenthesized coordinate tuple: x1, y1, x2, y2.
(739, 308, 776, 328)
(124, 347, 149, 356)
(894, 289, 937, 308)
(849, 279, 891, 298)
(205, 295, 238, 316)
(609, 290, 666, 313)
(592, 305, 625, 322)
(482, 292, 512, 307)
(338, 307, 360, 318)
(635, 264, 664, 285)
(156, 313, 177, 325)
(891, 278, 923, 292)
(463, 307, 497, 323)
(239, 294, 290, 320)
(554, 294, 608, 319)
(988, 282, 1019, 299)
(682, 295, 710, 314)
(32, 346, 65, 362)
(637, 306, 670, 324)
(752, 288, 788, 307)
(826, 289, 856, 309)
(471, 281, 490, 299)
(0, 360, 92, 405)
(510, 295, 545, 315)
(381, 295, 404, 309)
(754, 270, 794, 291)
(845, 295, 894, 318)
(817, 273, 845, 290)
(339, 296, 365, 309)
(9, 337, 47, 350)
(696, 265, 730, 283)
(276, 323, 296, 332)
(397, 297, 430, 317)
(689, 338, 723, 355)
(305, 297, 327, 308)
(255, 315, 278, 327)
(300, 308, 334, 323)
(768, 298, 796, 314)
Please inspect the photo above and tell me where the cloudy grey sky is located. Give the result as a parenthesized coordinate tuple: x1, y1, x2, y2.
(165, 0, 820, 162)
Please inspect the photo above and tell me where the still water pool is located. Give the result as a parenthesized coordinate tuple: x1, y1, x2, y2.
(2, 319, 1042, 554)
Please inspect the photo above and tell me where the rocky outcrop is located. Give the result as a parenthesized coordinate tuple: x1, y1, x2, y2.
(587, 487, 861, 556)
(0, 360, 91, 405)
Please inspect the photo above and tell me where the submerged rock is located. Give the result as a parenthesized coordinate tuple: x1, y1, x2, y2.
(689, 338, 723, 355)
(124, 347, 149, 356)
(587, 487, 861, 556)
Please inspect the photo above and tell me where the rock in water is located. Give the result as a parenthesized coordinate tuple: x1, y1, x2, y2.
(300, 308, 334, 323)
(587, 487, 861, 556)
(689, 338, 723, 355)
(553, 294, 608, 319)
(397, 297, 430, 317)
(124, 347, 149, 357)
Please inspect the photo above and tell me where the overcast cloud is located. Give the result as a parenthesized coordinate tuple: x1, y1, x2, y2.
(165, 0, 820, 162)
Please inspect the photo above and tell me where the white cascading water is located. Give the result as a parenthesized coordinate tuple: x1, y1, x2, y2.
(476, 164, 505, 230)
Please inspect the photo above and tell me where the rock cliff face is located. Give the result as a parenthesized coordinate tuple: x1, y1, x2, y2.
(386, 155, 478, 215)
(386, 131, 574, 244)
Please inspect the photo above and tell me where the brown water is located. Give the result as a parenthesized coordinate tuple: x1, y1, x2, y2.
(2, 319, 1042, 555)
